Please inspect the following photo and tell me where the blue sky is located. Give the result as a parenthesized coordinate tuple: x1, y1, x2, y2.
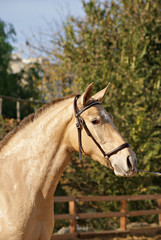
(0, 0, 85, 56)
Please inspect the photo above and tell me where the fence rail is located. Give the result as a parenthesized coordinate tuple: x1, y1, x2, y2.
(0, 95, 45, 120)
(52, 194, 161, 239)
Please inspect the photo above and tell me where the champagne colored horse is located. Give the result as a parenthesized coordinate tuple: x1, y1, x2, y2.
(0, 83, 137, 240)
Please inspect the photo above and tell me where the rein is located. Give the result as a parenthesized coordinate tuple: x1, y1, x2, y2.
(74, 95, 130, 163)
(137, 169, 161, 176)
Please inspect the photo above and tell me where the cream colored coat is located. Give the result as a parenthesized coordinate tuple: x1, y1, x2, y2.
(0, 83, 137, 240)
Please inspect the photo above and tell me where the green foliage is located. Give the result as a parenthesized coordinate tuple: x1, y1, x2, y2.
(0, 116, 18, 140)
(0, 19, 43, 119)
(0, 19, 19, 113)
(0, 20, 15, 71)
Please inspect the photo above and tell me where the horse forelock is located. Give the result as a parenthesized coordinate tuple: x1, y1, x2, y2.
(0, 94, 76, 151)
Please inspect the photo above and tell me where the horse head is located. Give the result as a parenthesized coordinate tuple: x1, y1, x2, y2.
(69, 83, 137, 177)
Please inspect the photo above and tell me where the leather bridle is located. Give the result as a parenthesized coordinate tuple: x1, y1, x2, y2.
(74, 95, 130, 164)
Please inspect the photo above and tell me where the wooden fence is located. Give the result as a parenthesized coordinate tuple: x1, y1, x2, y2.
(0, 95, 45, 120)
(52, 194, 161, 239)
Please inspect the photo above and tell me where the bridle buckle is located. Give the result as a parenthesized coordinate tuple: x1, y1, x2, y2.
(105, 155, 109, 160)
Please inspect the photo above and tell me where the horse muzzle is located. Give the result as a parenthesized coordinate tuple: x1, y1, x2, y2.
(112, 155, 137, 177)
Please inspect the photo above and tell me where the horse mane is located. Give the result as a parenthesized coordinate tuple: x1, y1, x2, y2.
(0, 94, 76, 151)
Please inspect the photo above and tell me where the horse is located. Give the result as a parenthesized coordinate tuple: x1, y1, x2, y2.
(0, 83, 137, 240)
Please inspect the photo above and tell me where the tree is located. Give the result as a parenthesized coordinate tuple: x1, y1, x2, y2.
(0, 20, 19, 117)
(0, 19, 43, 119)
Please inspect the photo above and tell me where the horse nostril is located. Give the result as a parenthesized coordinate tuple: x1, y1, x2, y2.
(127, 155, 133, 171)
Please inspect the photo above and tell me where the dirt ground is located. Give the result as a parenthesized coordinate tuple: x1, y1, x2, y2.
(113, 236, 161, 240)
(92, 236, 161, 240)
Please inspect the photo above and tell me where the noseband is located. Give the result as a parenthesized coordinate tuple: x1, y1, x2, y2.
(74, 95, 130, 163)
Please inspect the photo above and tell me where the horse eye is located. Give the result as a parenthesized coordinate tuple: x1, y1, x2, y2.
(92, 119, 100, 125)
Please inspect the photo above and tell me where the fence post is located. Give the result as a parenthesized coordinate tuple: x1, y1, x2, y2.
(120, 200, 127, 230)
(69, 199, 77, 233)
(0, 98, 2, 116)
(158, 199, 161, 226)
(16, 101, 20, 121)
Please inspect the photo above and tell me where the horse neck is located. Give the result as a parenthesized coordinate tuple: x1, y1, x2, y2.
(1, 97, 74, 200)
(37, 100, 74, 198)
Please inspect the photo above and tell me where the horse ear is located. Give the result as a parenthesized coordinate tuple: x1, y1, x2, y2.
(92, 83, 110, 103)
(78, 82, 94, 107)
